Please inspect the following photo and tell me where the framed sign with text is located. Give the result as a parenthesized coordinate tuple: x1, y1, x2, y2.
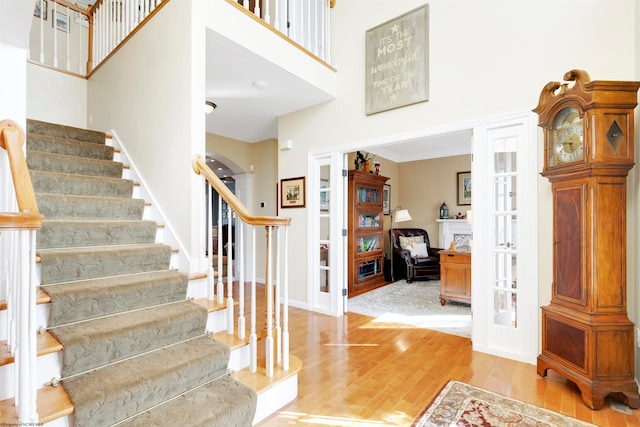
(365, 4, 429, 115)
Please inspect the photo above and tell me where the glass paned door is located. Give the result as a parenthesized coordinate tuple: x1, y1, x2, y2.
(319, 166, 330, 294)
(309, 154, 345, 316)
(472, 115, 538, 364)
(492, 148, 517, 328)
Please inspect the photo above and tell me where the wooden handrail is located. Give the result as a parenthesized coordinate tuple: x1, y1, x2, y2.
(49, 0, 90, 15)
(0, 212, 44, 231)
(192, 154, 290, 227)
(0, 120, 41, 216)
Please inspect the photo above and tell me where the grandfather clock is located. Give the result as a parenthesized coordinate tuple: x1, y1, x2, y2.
(534, 69, 640, 409)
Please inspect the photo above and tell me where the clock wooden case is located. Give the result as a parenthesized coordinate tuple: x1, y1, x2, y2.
(534, 69, 640, 409)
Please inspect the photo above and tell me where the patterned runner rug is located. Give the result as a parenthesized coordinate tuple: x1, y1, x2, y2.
(412, 380, 596, 427)
(348, 280, 471, 338)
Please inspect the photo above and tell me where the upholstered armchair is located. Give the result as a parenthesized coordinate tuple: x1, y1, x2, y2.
(389, 228, 442, 283)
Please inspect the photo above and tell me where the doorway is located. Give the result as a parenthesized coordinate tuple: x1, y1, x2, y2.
(308, 111, 539, 364)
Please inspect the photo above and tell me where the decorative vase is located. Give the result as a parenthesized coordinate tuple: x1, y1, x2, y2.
(363, 161, 371, 173)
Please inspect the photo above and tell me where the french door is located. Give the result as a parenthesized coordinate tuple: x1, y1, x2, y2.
(472, 114, 538, 364)
(308, 153, 345, 316)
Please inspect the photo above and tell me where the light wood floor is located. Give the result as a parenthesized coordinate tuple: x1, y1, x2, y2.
(249, 287, 640, 427)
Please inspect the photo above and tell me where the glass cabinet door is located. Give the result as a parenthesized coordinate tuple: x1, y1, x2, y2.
(357, 258, 382, 280)
(357, 235, 381, 253)
(356, 210, 381, 229)
(356, 185, 381, 204)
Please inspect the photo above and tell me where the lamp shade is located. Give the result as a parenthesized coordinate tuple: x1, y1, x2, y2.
(394, 209, 412, 223)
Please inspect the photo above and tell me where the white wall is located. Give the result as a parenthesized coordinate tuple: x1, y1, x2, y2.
(87, 0, 206, 271)
(0, 42, 27, 126)
(27, 63, 87, 128)
(278, 0, 638, 311)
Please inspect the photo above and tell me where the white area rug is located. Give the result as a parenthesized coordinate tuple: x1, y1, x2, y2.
(347, 280, 472, 338)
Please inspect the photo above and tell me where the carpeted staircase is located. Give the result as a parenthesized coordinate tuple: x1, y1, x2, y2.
(26, 119, 257, 426)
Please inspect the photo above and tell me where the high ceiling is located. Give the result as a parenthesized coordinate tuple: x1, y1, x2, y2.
(205, 30, 334, 143)
(204, 30, 471, 167)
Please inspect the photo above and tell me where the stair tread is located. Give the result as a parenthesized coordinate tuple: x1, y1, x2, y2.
(38, 242, 170, 255)
(27, 119, 107, 145)
(62, 335, 230, 426)
(234, 354, 302, 395)
(117, 375, 256, 427)
(51, 300, 207, 377)
(38, 219, 158, 249)
(30, 169, 133, 198)
(27, 150, 123, 179)
(193, 297, 231, 313)
(0, 332, 62, 367)
(42, 270, 189, 326)
(0, 385, 74, 424)
(0, 288, 49, 310)
(27, 133, 114, 160)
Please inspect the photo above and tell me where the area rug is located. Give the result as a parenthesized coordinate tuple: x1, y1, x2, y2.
(412, 380, 596, 427)
(347, 280, 472, 338)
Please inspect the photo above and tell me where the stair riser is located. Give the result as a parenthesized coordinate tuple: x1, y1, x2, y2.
(36, 195, 145, 220)
(27, 151, 123, 179)
(27, 119, 106, 145)
(37, 221, 157, 249)
(31, 171, 133, 198)
(39, 245, 172, 285)
(27, 136, 114, 161)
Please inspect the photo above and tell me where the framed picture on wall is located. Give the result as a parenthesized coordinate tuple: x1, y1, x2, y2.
(53, 10, 69, 32)
(457, 171, 471, 206)
(281, 177, 306, 208)
(34, 0, 47, 20)
(383, 184, 391, 215)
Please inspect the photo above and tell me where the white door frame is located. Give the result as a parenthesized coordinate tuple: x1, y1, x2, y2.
(307, 111, 540, 366)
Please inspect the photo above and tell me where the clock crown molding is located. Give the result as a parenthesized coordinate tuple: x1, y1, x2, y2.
(533, 69, 640, 126)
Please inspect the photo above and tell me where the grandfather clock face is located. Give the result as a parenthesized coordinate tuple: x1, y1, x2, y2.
(549, 107, 584, 167)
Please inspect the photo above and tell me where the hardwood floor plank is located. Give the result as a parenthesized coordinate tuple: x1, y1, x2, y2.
(244, 279, 640, 426)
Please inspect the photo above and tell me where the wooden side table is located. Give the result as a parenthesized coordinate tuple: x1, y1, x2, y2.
(439, 249, 471, 306)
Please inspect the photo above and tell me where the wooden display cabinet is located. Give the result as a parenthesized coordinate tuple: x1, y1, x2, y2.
(439, 249, 471, 306)
(347, 170, 389, 297)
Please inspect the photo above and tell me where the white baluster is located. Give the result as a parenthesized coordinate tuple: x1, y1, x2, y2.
(254, 0, 261, 19)
(265, 0, 272, 27)
(216, 196, 223, 305)
(39, 0, 44, 63)
(66, 7, 71, 71)
(306, 0, 311, 52)
(265, 226, 274, 377)
(237, 222, 245, 340)
(28, 230, 38, 421)
(275, 226, 281, 364)
(207, 183, 214, 301)
(226, 207, 234, 335)
(249, 228, 257, 373)
(53, 2, 58, 67)
(289, 0, 296, 42)
(324, 0, 331, 63)
(283, 226, 289, 370)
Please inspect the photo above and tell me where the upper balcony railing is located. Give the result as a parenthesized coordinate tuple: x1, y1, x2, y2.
(28, 0, 333, 78)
